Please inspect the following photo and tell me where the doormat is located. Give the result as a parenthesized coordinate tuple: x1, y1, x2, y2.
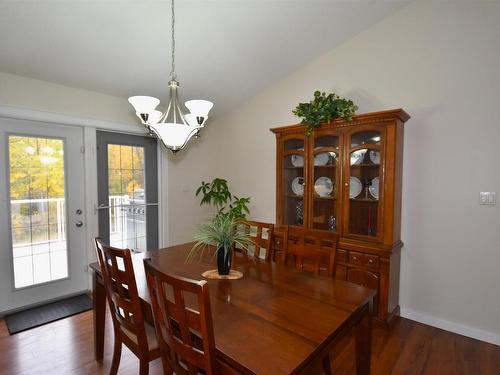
(4, 294, 93, 335)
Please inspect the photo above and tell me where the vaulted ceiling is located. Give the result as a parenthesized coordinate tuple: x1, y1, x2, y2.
(0, 0, 412, 116)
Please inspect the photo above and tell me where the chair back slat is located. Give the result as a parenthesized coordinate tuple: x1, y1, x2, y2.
(144, 259, 217, 375)
(236, 220, 274, 261)
(282, 226, 338, 276)
(94, 238, 149, 350)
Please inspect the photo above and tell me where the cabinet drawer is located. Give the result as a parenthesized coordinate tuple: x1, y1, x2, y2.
(273, 236, 284, 248)
(349, 251, 363, 266)
(364, 254, 380, 268)
(337, 249, 348, 262)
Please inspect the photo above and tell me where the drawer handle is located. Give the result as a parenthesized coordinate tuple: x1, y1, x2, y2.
(368, 259, 373, 264)
(352, 256, 357, 261)
(276, 240, 280, 245)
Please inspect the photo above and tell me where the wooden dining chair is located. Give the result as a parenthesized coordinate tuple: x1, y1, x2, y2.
(281, 226, 338, 276)
(94, 238, 160, 375)
(235, 220, 275, 261)
(281, 226, 339, 374)
(143, 258, 218, 375)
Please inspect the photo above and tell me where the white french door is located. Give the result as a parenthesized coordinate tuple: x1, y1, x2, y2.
(0, 118, 88, 312)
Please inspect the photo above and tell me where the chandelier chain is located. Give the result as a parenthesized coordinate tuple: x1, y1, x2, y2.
(170, 0, 176, 80)
(128, 0, 213, 153)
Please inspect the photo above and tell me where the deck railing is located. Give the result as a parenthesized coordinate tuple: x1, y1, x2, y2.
(10, 195, 129, 248)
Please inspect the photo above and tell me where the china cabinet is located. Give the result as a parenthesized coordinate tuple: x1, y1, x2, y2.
(271, 108, 410, 322)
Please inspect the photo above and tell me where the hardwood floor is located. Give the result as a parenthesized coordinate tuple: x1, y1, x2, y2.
(0, 312, 162, 375)
(331, 318, 500, 375)
(0, 312, 498, 374)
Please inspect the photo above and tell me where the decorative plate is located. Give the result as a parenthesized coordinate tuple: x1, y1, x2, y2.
(350, 149, 366, 165)
(314, 177, 333, 197)
(369, 150, 380, 165)
(369, 177, 380, 199)
(291, 154, 303, 167)
(314, 152, 330, 166)
(349, 176, 362, 198)
(291, 177, 304, 196)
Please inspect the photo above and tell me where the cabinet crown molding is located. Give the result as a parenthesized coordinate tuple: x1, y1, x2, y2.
(270, 108, 410, 134)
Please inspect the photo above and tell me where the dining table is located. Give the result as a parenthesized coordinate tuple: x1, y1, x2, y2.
(90, 242, 375, 374)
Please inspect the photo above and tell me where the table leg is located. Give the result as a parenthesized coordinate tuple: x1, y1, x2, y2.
(93, 271, 106, 361)
(355, 302, 372, 375)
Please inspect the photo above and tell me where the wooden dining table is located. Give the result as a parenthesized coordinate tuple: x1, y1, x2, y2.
(90, 243, 375, 374)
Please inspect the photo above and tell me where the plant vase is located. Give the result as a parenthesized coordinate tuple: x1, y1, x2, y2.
(216, 245, 231, 275)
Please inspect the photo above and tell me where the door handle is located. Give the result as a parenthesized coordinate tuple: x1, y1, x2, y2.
(75, 220, 84, 227)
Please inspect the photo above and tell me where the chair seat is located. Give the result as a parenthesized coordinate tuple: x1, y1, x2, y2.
(121, 322, 159, 351)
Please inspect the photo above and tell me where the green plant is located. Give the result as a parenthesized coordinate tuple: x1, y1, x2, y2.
(196, 178, 250, 220)
(188, 214, 255, 262)
(292, 91, 358, 136)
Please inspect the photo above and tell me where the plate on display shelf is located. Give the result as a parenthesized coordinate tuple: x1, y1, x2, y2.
(369, 150, 380, 165)
(314, 177, 334, 197)
(291, 177, 304, 196)
(349, 176, 362, 198)
(350, 149, 366, 165)
(314, 152, 330, 166)
(369, 176, 380, 199)
(291, 154, 303, 167)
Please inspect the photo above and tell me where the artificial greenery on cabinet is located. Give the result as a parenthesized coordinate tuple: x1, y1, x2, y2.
(293, 91, 358, 135)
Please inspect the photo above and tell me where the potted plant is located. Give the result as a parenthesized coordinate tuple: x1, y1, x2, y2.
(188, 178, 254, 276)
(190, 214, 255, 275)
(292, 90, 358, 135)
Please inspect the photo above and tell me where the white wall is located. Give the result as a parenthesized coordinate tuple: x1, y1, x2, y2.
(199, 0, 500, 344)
(0, 72, 136, 125)
(165, 132, 218, 245)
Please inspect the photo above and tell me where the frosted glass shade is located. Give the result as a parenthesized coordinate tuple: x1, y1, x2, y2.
(185, 100, 213, 118)
(128, 96, 160, 114)
(149, 122, 197, 150)
(146, 110, 163, 125)
(184, 113, 207, 128)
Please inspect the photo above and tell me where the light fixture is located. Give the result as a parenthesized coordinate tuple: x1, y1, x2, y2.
(128, 0, 213, 153)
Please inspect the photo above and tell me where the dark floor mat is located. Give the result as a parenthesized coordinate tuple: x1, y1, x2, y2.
(4, 294, 93, 335)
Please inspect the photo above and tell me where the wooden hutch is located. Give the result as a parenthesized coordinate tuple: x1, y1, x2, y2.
(271, 109, 409, 322)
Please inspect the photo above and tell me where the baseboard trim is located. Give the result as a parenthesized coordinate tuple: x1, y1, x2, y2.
(400, 307, 500, 347)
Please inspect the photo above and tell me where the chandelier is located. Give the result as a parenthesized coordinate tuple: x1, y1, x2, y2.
(128, 0, 213, 153)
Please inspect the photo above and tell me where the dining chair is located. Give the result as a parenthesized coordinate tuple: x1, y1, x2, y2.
(281, 226, 339, 374)
(94, 238, 160, 375)
(281, 226, 338, 276)
(143, 258, 218, 375)
(235, 220, 275, 261)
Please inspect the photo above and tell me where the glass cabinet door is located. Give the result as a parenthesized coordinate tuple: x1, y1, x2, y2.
(311, 135, 339, 231)
(347, 130, 382, 238)
(282, 138, 305, 226)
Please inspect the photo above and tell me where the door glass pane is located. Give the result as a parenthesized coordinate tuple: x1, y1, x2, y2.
(107, 144, 146, 251)
(283, 139, 304, 226)
(312, 135, 338, 231)
(8, 136, 68, 288)
(348, 131, 381, 237)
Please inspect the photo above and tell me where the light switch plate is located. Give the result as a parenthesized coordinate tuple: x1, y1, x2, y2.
(479, 192, 496, 205)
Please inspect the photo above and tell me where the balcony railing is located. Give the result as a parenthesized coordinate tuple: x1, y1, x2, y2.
(10, 194, 146, 253)
(10, 197, 66, 249)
